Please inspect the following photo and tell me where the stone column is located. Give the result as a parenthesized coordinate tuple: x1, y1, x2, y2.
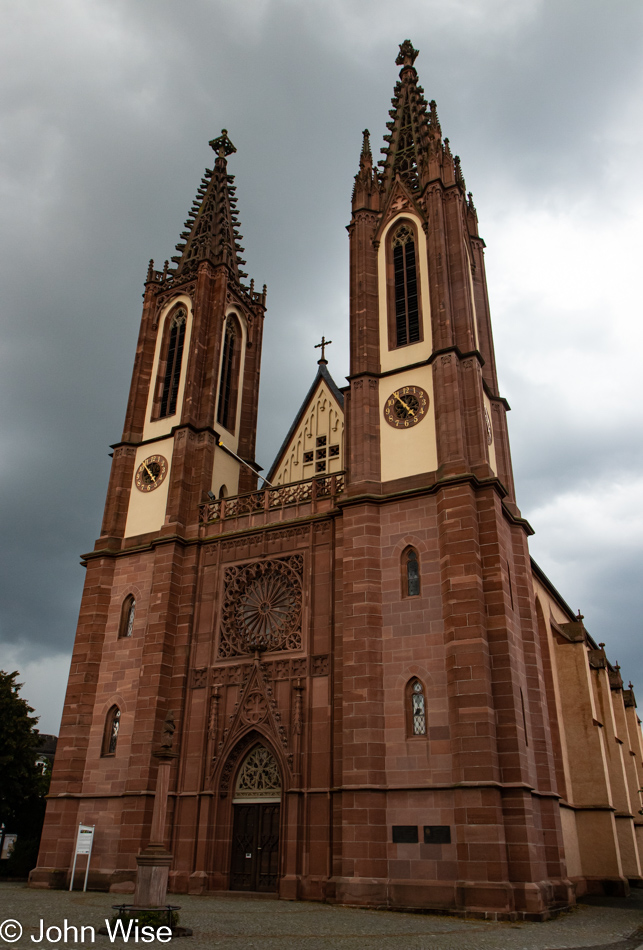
(134, 714, 178, 908)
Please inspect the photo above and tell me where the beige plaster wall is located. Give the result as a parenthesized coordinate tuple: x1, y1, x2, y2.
(379, 366, 437, 482)
(559, 805, 582, 878)
(378, 212, 432, 374)
(273, 380, 344, 486)
(483, 392, 497, 476)
(465, 243, 480, 352)
(211, 443, 241, 498)
(124, 437, 173, 538)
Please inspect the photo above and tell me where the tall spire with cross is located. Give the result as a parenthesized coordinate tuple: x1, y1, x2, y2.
(170, 129, 248, 284)
(375, 40, 465, 201)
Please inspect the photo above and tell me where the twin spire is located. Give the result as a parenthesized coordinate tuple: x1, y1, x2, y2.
(353, 40, 475, 217)
(170, 128, 248, 282)
(149, 41, 476, 291)
(145, 128, 255, 293)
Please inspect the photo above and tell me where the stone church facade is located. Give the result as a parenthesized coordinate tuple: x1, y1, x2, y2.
(32, 42, 643, 919)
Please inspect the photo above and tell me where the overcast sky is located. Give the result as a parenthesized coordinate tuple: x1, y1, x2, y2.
(1, 0, 642, 733)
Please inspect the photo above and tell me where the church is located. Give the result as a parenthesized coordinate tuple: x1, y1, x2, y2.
(31, 42, 643, 919)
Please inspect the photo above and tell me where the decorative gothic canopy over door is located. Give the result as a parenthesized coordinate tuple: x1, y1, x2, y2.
(230, 745, 281, 892)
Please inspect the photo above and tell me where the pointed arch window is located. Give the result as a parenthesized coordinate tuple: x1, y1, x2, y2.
(102, 706, 121, 756)
(233, 745, 282, 802)
(159, 309, 186, 418)
(406, 679, 426, 737)
(217, 315, 241, 432)
(402, 546, 421, 597)
(118, 594, 136, 639)
(392, 225, 420, 347)
(386, 221, 423, 351)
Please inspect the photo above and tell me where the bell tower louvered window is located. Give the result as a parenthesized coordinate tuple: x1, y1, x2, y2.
(159, 309, 186, 418)
(217, 316, 240, 432)
(392, 225, 420, 347)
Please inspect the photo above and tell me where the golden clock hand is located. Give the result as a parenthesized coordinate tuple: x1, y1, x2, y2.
(393, 391, 416, 417)
(143, 461, 157, 483)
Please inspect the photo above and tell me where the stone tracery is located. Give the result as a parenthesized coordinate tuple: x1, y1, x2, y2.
(218, 556, 303, 657)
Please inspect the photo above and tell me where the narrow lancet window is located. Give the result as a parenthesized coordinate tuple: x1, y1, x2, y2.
(406, 548, 420, 596)
(393, 225, 420, 347)
(119, 595, 136, 639)
(102, 706, 121, 756)
(160, 309, 186, 418)
(402, 546, 421, 597)
(217, 317, 239, 431)
(407, 679, 426, 736)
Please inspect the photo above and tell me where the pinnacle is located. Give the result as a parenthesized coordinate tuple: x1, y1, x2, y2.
(209, 128, 237, 158)
(396, 39, 419, 68)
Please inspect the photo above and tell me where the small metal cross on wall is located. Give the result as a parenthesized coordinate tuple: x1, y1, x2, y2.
(315, 335, 332, 362)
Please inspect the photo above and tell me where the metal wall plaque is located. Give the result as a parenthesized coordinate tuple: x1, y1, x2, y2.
(392, 825, 418, 844)
(423, 825, 451, 844)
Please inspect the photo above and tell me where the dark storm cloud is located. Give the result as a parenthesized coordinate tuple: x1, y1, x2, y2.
(1, 0, 642, 729)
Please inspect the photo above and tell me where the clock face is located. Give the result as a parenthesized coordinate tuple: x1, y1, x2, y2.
(384, 385, 429, 429)
(135, 455, 168, 492)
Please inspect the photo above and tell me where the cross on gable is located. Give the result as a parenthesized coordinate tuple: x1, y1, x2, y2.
(315, 335, 332, 362)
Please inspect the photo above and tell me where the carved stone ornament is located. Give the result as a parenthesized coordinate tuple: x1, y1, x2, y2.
(484, 407, 493, 445)
(389, 195, 409, 214)
(396, 39, 419, 67)
(234, 745, 281, 801)
(190, 668, 208, 688)
(218, 556, 303, 658)
(241, 690, 268, 725)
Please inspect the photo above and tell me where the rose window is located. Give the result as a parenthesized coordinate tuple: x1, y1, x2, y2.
(219, 556, 303, 657)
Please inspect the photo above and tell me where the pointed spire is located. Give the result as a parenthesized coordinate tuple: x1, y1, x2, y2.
(376, 42, 474, 200)
(360, 129, 373, 170)
(454, 154, 465, 191)
(170, 129, 248, 284)
(379, 41, 429, 197)
(352, 128, 380, 212)
(466, 191, 479, 237)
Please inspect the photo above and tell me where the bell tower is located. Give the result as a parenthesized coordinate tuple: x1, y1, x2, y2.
(34, 131, 268, 889)
(338, 41, 572, 917)
(101, 129, 266, 546)
(347, 40, 513, 496)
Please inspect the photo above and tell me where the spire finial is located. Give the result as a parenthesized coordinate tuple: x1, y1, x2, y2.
(209, 129, 237, 159)
(358, 129, 373, 176)
(396, 40, 419, 68)
(315, 335, 332, 364)
(576, 610, 584, 622)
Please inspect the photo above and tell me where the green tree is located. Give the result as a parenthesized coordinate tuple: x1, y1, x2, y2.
(0, 670, 50, 877)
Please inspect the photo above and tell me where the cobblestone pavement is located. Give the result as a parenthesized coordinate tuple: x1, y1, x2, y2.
(0, 883, 641, 950)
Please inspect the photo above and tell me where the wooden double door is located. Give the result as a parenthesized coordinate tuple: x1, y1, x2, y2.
(230, 802, 280, 892)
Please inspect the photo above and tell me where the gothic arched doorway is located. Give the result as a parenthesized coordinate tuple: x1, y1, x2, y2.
(230, 744, 282, 892)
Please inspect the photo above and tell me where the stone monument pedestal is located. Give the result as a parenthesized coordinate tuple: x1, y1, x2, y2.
(134, 844, 173, 907)
(133, 720, 179, 909)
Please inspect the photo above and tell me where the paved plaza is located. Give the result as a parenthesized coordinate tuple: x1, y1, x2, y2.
(0, 883, 641, 950)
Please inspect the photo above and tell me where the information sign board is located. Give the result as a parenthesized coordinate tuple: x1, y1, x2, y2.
(75, 825, 94, 855)
(69, 823, 95, 891)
